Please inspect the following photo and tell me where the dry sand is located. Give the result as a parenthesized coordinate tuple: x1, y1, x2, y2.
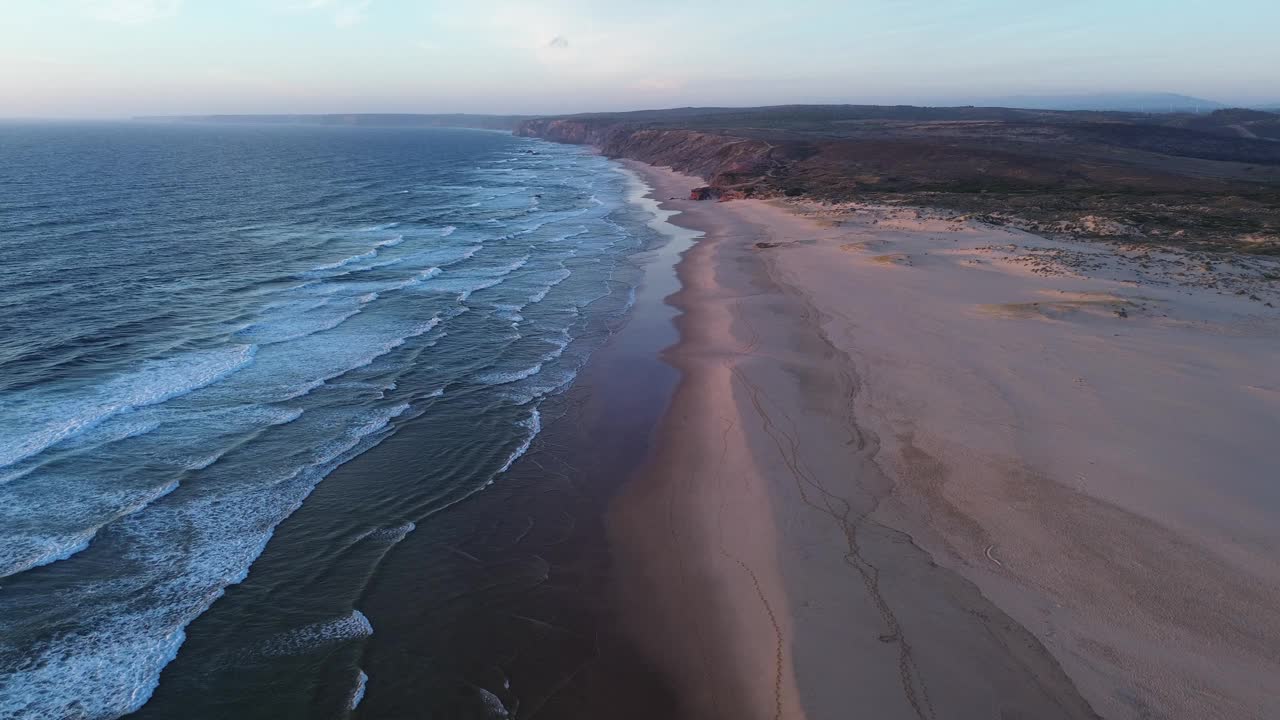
(610, 160, 1280, 720)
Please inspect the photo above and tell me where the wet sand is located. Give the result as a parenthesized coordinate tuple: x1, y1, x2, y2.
(610, 161, 1280, 719)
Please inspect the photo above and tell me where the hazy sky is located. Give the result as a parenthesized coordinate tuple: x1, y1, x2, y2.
(2, 0, 1277, 117)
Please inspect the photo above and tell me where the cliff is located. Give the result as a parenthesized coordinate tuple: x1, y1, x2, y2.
(515, 118, 802, 198)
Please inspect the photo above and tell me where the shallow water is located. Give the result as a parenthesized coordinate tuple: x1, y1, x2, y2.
(0, 123, 664, 719)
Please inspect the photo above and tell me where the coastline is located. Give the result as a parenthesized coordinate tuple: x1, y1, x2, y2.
(320, 159, 711, 719)
(610, 159, 1280, 719)
(608, 164, 806, 720)
(6, 121, 1275, 719)
(104, 138, 705, 720)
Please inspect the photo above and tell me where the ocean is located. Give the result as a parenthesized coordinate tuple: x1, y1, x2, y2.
(0, 123, 682, 719)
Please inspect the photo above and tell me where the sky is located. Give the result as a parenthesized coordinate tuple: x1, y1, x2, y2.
(1, 0, 1277, 117)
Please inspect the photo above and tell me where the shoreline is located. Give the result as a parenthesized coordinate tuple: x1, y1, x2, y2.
(285, 158, 712, 720)
(114, 138, 697, 720)
(609, 159, 1280, 719)
(119, 145, 711, 720)
(611, 161, 1095, 719)
(608, 162, 805, 720)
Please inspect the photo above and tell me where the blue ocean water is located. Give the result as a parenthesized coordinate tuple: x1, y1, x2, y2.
(0, 123, 658, 718)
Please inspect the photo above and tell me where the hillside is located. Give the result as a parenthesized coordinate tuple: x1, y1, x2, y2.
(966, 92, 1225, 112)
(517, 105, 1280, 253)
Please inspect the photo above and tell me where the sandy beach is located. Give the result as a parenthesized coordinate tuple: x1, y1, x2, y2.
(611, 160, 1280, 720)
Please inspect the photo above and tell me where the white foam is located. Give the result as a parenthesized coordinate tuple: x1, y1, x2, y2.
(351, 669, 369, 710)
(492, 303, 524, 324)
(305, 248, 378, 275)
(0, 478, 179, 579)
(303, 272, 427, 299)
(0, 532, 91, 577)
(406, 244, 481, 270)
(0, 406, 407, 720)
(180, 452, 227, 471)
(477, 687, 511, 719)
(255, 316, 441, 403)
(527, 268, 573, 304)
(362, 521, 417, 543)
(425, 254, 530, 302)
(256, 610, 374, 658)
(547, 333, 571, 359)
(500, 366, 580, 406)
(453, 245, 483, 263)
(457, 276, 507, 302)
(551, 227, 590, 242)
(72, 417, 164, 448)
(238, 306, 364, 345)
(0, 416, 165, 487)
(440, 225, 457, 237)
(359, 255, 408, 271)
(0, 622, 187, 720)
(473, 363, 542, 386)
(0, 345, 257, 469)
(494, 256, 530, 275)
(495, 408, 541, 477)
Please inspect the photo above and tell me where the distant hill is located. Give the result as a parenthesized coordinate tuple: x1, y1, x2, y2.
(134, 113, 531, 131)
(1163, 108, 1280, 141)
(969, 93, 1226, 113)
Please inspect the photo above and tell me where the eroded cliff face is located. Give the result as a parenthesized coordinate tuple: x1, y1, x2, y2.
(515, 119, 793, 198)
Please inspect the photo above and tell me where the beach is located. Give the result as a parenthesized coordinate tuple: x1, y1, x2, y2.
(611, 160, 1280, 720)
